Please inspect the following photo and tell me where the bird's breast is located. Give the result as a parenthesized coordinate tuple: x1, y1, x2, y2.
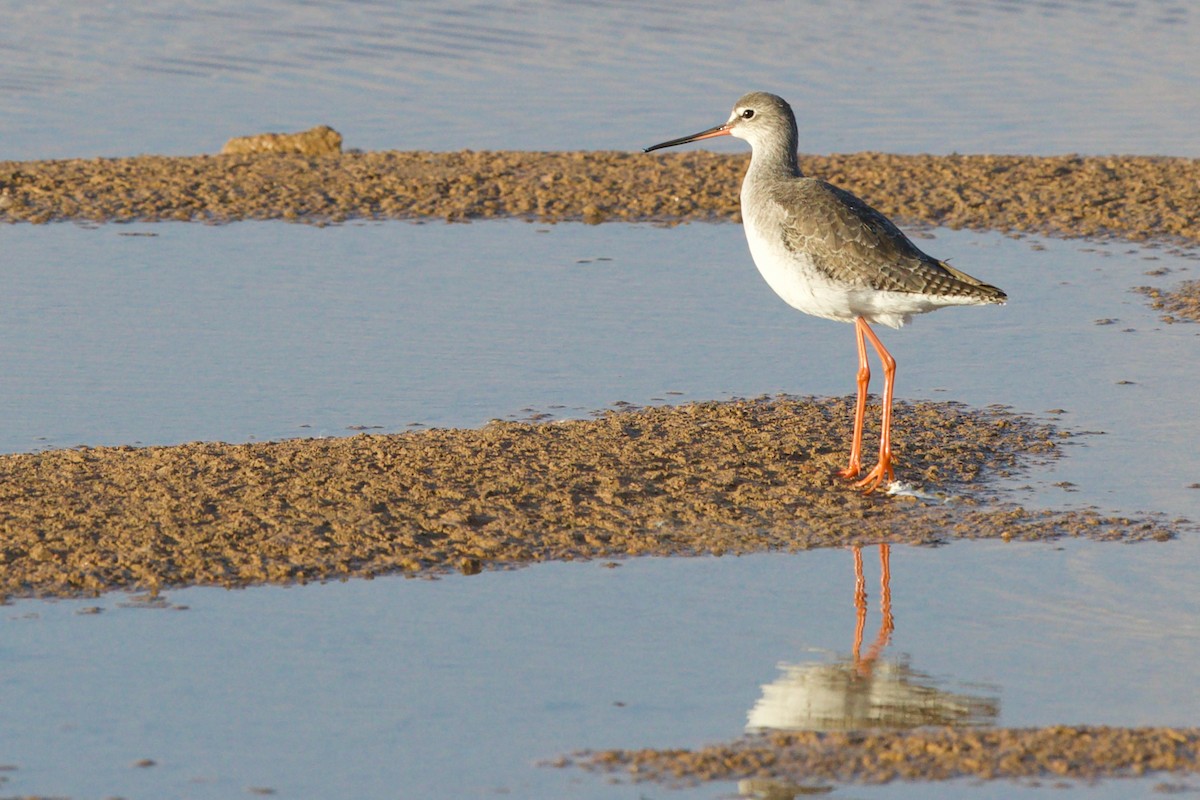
(742, 210, 866, 324)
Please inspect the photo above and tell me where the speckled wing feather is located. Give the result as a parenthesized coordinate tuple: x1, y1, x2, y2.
(775, 180, 1007, 302)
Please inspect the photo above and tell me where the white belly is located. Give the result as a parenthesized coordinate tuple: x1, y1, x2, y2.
(742, 216, 970, 330)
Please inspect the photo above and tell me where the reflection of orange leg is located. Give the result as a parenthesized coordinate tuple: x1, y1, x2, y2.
(838, 319, 871, 480)
(852, 546, 866, 664)
(878, 544, 894, 642)
(853, 319, 897, 493)
(859, 544, 896, 668)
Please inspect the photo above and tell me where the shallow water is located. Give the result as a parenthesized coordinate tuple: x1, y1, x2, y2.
(2, 0, 1198, 159)
(2, 221, 1197, 520)
(2, 539, 1197, 799)
(2, 219, 1198, 797)
(3, 3, 1199, 797)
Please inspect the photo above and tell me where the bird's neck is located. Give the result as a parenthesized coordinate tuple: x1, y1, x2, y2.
(747, 138, 802, 180)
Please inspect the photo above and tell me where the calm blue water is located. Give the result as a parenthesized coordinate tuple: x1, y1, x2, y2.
(1, 3, 1198, 798)
(2, 540, 1198, 800)
(1, 0, 1198, 159)
(2, 222, 1196, 518)
(2, 220, 1197, 799)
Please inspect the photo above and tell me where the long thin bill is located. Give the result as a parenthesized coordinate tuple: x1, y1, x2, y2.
(643, 123, 730, 153)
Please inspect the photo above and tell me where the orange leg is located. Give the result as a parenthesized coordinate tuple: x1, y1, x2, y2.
(837, 318, 871, 480)
(852, 318, 897, 493)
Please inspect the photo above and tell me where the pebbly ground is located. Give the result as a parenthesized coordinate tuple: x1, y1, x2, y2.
(0, 397, 1176, 599)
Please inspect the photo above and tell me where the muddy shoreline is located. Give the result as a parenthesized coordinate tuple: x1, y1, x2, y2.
(3, 150, 1199, 244)
(565, 725, 1200, 787)
(0, 397, 1178, 600)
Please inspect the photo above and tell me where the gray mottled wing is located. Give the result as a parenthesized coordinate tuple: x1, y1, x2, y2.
(775, 180, 1006, 302)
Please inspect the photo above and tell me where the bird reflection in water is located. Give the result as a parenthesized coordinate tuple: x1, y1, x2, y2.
(740, 545, 998, 798)
(746, 544, 998, 732)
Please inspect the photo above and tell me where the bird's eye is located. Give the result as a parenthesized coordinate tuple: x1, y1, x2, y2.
(741, 109, 755, 119)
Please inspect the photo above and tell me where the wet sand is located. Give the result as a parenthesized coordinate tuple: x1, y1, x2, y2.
(565, 725, 1200, 787)
(0, 397, 1177, 599)
(1137, 279, 1200, 323)
(2, 149, 1197, 245)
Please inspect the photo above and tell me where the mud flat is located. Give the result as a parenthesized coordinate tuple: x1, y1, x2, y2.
(563, 725, 1200, 788)
(0, 397, 1178, 599)
(1, 150, 1197, 244)
(1137, 279, 1200, 323)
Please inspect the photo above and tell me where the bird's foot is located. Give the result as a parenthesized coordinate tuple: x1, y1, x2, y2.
(853, 461, 895, 494)
(837, 461, 863, 481)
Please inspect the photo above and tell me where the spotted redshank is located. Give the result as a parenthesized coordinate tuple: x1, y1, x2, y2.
(645, 92, 1006, 492)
